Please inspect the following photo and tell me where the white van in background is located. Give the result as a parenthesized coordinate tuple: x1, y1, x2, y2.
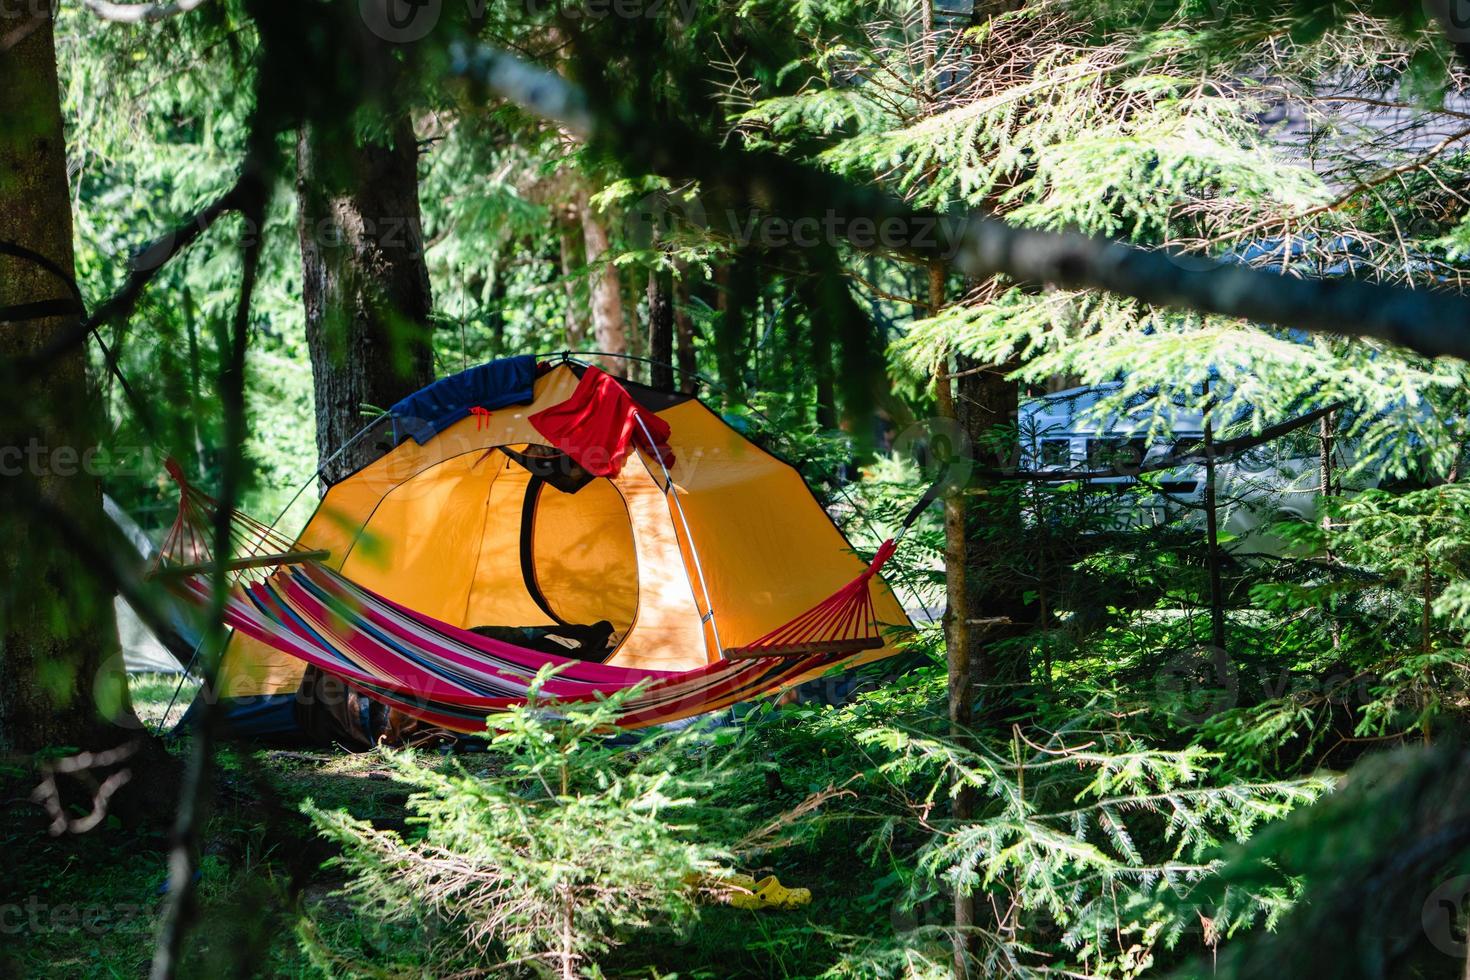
(1017, 384, 1365, 555)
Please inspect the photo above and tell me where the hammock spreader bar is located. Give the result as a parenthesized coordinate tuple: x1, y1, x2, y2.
(724, 538, 897, 660)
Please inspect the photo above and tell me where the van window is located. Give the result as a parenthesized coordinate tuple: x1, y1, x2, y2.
(1087, 437, 1147, 471)
(1170, 437, 1202, 457)
(1038, 439, 1072, 469)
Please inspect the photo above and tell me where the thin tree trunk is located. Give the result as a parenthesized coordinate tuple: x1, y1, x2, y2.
(1320, 410, 1340, 648)
(296, 113, 434, 488)
(647, 269, 674, 391)
(560, 886, 576, 980)
(624, 271, 644, 380)
(673, 264, 699, 394)
(559, 223, 587, 348)
(0, 6, 134, 751)
(483, 273, 507, 362)
(1035, 478, 1051, 685)
(579, 196, 626, 368)
(810, 278, 838, 430)
(1422, 553, 1434, 746)
(1202, 397, 1227, 654)
(930, 262, 975, 978)
(1319, 411, 1335, 505)
(183, 285, 205, 458)
(713, 260, 750, 407)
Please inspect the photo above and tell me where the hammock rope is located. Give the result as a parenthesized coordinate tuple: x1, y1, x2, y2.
(725, 538, 895, 660)
(152, 458, 322, 585)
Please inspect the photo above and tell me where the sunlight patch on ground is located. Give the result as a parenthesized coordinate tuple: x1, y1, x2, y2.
(128, 671, 199, 731)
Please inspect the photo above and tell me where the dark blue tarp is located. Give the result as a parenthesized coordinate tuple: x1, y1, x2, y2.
(389, 355, 537, 445)
(176, 694, 301, 740)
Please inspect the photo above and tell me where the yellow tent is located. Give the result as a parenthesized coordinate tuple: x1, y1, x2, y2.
(210, 357, 909, 730)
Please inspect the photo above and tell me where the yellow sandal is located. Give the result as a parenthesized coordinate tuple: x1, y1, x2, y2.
(726, 873, 812, 911)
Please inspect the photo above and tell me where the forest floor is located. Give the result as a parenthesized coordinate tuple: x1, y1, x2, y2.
(1, 675, 435, 977)
(1, 674, 857, 978)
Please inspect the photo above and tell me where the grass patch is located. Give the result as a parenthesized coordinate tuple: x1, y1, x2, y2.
(127, 672, 199, 732)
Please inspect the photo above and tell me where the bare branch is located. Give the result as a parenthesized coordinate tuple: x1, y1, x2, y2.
(449, 42, 593, 140)
(8, 171, 260, 381)
(976, 403, 1341, 484)
(448, 43, 1470, 364)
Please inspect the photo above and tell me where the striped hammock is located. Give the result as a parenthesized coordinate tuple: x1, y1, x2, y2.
(171, 561, 875, 731)
(155, 459, 901, 732)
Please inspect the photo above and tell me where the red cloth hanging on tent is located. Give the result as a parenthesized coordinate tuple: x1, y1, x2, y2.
(529, 366, 675, 476)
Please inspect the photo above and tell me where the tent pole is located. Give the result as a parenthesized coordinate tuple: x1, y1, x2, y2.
(559, 351, 933, 619)
(633, 412, 725, 658)
(266, 413, 387, 530)
(158, 631, 208, 734)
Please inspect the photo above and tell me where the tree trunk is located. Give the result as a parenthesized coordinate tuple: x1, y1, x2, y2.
(579, 197, 626, 368)
(1320, 410, 1340, 648)
(559, 222, 587, 348)
(807, 277, 838, 430)
(929, 264, 976, 978)
(1202, 387, 1226, 653)
(0, 7, 134, 751)
(647, 269, 674, 391)
(713, 259, 751, 407)
(956, 351, 1027, 725)
(673, 266, 699, 394)
(624, 272, 644, 380)
(296, 113, 434, 488)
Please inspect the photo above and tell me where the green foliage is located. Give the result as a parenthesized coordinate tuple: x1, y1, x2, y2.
(301, 670, 731, 976)
(1165, 738, 1470, 978)
(28, 1, 1470, 978)
(737, 0, 1470, 484)
(1233, 485, 1470, 751)
(850, 720, 1329, 975)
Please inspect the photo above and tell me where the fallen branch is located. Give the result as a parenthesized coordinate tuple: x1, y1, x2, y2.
(82, 0, 210, 23)
(29, 741, 142, 835)
(733, 778, 860, 857)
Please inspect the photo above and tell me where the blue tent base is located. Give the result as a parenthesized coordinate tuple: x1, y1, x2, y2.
(175, 694, 303, 742)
